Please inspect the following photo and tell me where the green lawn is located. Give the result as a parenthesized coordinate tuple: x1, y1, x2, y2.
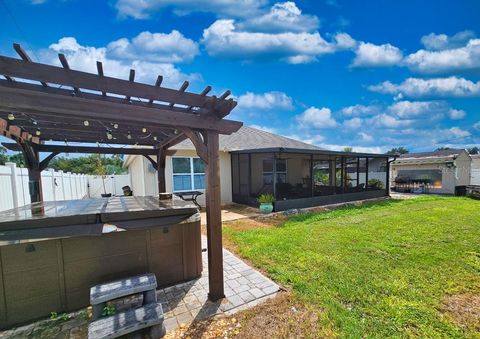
(224, 196, 480, 338)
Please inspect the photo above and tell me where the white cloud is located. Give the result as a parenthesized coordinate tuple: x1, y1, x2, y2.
(387, 100, 447, 118)
(296, 107, 337, 128)
(107, 31, 199, 63)
(367, 114, 414, 128)
(202, 19, 336, 63)
(351, 42, 403, 67)
(239, 2, 319, 33)
(317, 143, 386, 153)
(448, 108, 466, 120)
(248, 124, 278, 134)
(443, 127, 471, 140)
(420, 30, 476, 50)
(237, 91, 294, 110)
(343, 117, 362, 129)
(341, 104, 380, 116)
(369, 76, 480, 98)
(334, 33, 357, 50)
(358, 132, 373, 142)
(405, 38, 480, 73)
(44, 37, 199, 86)
(114, 0, 267, 19)
(474, 122, 480, 130)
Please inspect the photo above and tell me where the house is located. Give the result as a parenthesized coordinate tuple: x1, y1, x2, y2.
(391, 149, 471, 195)
(124, 126, 391, 211)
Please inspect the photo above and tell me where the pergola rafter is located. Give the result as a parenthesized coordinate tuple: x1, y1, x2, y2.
(0, 43, 242, 301)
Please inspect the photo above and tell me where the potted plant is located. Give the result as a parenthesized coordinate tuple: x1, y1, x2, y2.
(257, 194, 275, 214)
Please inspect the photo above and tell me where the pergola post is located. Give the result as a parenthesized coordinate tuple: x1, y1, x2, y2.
(205, 130, 224, 300)
(157, 147, 166, 194)
(19, 142, 43, 203)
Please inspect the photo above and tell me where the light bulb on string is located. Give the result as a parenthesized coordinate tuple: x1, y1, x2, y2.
(7, 113, 14, 121)
(106, 131, 113, 140)
(127, 132, 132, 140)
(113, 123, 118, 129)
(142, 128, 147, 133)
(83, 120, 89, 126)
(35, 129, 41, 136)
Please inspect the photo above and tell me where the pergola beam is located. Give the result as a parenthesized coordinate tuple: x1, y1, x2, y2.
(0, 86, 241, 134)
(2, 143, 176, 156)
(0, 55, 232, 112)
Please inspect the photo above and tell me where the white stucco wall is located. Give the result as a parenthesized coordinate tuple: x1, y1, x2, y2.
(471, 155, 480, 185)
(125, 150, 233, 206)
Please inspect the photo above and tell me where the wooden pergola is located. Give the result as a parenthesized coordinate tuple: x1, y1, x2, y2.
(0, 43, 242, 301)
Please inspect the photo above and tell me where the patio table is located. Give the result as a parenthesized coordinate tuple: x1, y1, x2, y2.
(174, 190, 203, 209)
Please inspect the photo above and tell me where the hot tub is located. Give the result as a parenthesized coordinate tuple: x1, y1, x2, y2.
(0, 196, 202, 328)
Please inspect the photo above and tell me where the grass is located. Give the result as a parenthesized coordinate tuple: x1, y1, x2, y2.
(224, 196, 480, 338)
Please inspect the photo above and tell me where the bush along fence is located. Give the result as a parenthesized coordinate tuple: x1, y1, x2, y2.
(0, 163, 131, 211)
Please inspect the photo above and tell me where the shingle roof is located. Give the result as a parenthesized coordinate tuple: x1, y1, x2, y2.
(171, 126, 322, 151)
(399, 148, 465, 159)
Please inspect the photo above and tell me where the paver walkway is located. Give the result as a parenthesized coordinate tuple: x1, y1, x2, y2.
(159, 236, 280, 332)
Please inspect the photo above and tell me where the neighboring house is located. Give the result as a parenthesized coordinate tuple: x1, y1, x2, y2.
(124, 126, 391, 211)
(391, 149, 471, 195)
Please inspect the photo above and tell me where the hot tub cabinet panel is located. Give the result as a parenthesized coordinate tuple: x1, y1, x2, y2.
(0, 197, 202, 329)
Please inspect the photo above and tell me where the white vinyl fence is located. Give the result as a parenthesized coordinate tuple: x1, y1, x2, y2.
(0, 163, 131, 212)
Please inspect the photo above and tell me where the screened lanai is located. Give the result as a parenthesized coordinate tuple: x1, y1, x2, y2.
(231, 148, 391, 211)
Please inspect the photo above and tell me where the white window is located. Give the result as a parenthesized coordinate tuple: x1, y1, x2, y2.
(263, 159, 287, 184)
(172, 157, 205, 192)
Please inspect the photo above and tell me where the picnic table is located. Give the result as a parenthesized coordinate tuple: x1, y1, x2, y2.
(174, 191, 203, 209)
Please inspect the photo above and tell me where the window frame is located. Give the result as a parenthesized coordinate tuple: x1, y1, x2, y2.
(262, 158, 288, 185)
(171, 156, 206, 192)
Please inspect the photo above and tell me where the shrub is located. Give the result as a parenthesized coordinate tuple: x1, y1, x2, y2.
(257, 194, 275, 204)
(368, 179, 384, 189)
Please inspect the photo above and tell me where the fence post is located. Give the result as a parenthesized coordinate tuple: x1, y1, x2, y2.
(59, 170, 66, 201)
(49, 168, 56, 202)
(6, 162, 19, 209)
(67, 172, 73, 200)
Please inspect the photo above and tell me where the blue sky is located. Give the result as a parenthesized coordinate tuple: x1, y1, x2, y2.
(1, 0, 480, 153)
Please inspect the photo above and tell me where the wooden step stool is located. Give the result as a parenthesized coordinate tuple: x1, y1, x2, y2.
(88, 273, 166, 339)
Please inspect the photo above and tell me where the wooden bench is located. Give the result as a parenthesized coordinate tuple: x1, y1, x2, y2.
(88, 273, 165, 338)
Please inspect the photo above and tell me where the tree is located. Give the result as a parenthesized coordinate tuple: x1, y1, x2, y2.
(436, 147, 451, 151)
(0, 147, 8, 166)
(7, 153, 26, 167)
(386, 147, 409, 155)
(468, 146, 479, 155)
(343, 147, 353, 153)
(49, 154, 126, 175)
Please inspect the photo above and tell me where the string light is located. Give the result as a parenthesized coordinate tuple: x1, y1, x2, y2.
(83, 120, 89, 126)
(153, 136, 157, 141)
(7, 113, 14, 121)
(106, 130, 113, 140)
(113, 123, 119, 129)
(127, 132, 132, 140)
(35, 129, 41, 136)
(142, 128, 147, 133)
(174, 129, 178, 135)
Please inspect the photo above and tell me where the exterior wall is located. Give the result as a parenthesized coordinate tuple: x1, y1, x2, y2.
(391, 163, 456, 194)
(126, 150, 233, 206)
(471, 155, 480, 185)
(274, 189, 387, 211)
(455, 151, 471, 186)
(128, 155, 147, 196)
